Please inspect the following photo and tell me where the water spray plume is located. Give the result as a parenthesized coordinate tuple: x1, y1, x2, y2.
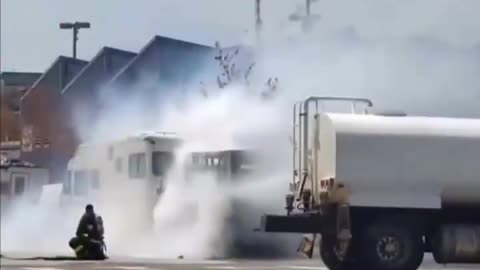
(2, 2, 478, 258)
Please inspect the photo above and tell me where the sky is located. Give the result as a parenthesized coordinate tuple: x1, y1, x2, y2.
(1, 0, 480, 72)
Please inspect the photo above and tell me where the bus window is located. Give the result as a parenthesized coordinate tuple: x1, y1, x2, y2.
(108, 146, 114, 160)
(231, 151, 254, 175)
(13, 175, 26, 195)
(190, 152, 227, 176)
(1, 182, 10, 195)
(115, 157, 123, 172)
(152, 151, 174, 177)
(63, 171, 72, 194)
(192, 154, 207, 168)
(73, 171, 88, 196)
(91, 170, 100, 189)
(128, 153, 146, 179)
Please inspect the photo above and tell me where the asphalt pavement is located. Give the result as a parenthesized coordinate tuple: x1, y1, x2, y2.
(1, 256, 479, 270)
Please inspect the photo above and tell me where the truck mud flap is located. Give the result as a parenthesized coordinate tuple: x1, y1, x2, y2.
(297, 234, 317, 258)
(260, 214, 325, 233)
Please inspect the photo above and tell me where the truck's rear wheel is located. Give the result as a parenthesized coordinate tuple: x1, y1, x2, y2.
(362, 221, 424, 270)
(320, 237, 358, 270)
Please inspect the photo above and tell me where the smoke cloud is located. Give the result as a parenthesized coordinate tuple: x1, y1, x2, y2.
(2, 0, 479, 259)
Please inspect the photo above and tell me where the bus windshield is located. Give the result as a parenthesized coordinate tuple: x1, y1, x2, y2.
(152, 151, 175, 176)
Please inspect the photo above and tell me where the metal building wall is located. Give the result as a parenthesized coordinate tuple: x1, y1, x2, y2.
(20, 56, 87, 183)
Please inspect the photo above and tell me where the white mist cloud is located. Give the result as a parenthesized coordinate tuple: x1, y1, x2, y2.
(1, 199, 82, 256)
(3, 0, 480, 70)
(73, 21, 478, 257)
(2, 0, 479, 259)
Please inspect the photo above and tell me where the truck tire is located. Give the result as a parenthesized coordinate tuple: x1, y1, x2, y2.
(361, 220, 424, 270)
(320, 237, 358, 270)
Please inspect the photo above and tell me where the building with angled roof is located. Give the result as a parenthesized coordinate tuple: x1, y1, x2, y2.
(60, 47, 136, 142)
(19, 56, 88, 183)
(1, 72, 43, 142)
(105, 35, 215, 102)
(1, 72, 42, 91)
(15, 36, 252, 184)
(61, 47, 136, 99)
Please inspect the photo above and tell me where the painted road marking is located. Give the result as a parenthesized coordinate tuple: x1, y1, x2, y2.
(94, 266, 148, 270)
(110, 267, 148, 270)
(203, 266, 239, 270)
(21, 268, 65, 270)
(286, 266, 328, 270)
(204, 266, 328, 270)
(155, 259, 235, 265)
(420, 268, 475, 270)
(203, 267, 280, 270)
(95, 266, 148, 270)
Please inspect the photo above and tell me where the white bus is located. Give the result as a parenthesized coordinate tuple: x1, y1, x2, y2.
(61, 132, 291, 257)
(61, 132, 180, 227)
(62, 131, 261, 232)
(63, 134, 257, 203)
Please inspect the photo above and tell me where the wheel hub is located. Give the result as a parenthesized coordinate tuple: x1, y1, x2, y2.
(376, 236, 402, 261)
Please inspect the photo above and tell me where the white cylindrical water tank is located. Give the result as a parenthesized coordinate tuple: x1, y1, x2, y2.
(317, 113, 480, 208)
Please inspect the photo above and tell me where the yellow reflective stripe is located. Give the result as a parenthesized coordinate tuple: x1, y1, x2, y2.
(74, 245, 84, 253)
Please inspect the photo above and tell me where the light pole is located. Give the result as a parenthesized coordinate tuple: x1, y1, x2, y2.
(59, 22, 91, 59)
(255, 0, 263, 44)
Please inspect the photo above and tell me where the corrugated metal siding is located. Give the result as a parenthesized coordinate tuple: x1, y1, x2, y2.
(20, 57, 87, 183)
(0, 108, 20, 141)
(106, 49, 136, 77)
(62, 48, 136, 101)
(107, 36, 215, 96)
(60, 48, 136, 150)
(0, 72, 42, 87)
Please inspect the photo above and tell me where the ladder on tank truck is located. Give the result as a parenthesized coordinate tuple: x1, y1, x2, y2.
(291, 96, 374, 257)
(290, 96, 373, 210)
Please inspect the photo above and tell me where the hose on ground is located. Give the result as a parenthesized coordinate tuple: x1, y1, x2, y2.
(0, 254, 79, 261)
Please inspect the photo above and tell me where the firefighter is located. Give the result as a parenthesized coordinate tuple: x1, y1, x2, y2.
(76, 204, 100, 238)
(69, 204, 106, 260)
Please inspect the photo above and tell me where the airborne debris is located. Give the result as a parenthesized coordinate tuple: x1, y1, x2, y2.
(209, 46, 278, 100)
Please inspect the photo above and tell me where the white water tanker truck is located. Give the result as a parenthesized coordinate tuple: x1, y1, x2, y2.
(260, 96, 480, 270)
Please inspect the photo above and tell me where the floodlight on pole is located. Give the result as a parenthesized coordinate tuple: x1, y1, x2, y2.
(59, 21, 91, 59)
(59, 23, 74, 29)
